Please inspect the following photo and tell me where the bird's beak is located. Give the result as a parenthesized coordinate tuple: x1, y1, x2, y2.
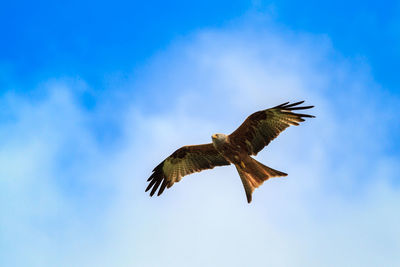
(212, 134, 217, 139)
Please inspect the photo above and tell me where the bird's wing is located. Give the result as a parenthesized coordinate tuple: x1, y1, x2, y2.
(229, 101, 315, 156)
(146, 143, 230, 196)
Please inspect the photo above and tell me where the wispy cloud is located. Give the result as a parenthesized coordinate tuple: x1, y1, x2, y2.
(1, 20, 399, 267)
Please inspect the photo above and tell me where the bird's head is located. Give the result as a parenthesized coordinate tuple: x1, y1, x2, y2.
(211, 133, 228, 143)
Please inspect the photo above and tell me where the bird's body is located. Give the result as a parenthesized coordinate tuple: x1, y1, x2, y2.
(210, 133, 288, 202)
(211, 134, 240, 165)
(146, 101, 314, 203)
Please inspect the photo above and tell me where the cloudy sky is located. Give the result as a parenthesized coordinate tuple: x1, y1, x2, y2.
(1, 1, 399, 266)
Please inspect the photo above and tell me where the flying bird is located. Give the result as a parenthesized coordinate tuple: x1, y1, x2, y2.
(146, 101, 314, 203)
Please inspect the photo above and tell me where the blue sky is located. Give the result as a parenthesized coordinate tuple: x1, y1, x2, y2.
(1, 1, 400, 266)
(2, 0, 399, 92)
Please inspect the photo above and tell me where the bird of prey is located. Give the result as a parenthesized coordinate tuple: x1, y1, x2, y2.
(146, 101, 314, 203)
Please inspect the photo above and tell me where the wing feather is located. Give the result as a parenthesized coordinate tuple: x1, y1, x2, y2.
(146, 143, 230, 196)
(229, 101, 315, 155)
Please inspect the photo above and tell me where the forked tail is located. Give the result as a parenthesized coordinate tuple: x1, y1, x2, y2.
(235, 157, 287, 203)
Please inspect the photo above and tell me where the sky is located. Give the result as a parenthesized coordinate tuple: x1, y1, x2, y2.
(1, 1, 400, 266)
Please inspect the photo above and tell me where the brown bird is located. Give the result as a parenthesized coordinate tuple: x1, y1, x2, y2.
(146, 101, 314, 203)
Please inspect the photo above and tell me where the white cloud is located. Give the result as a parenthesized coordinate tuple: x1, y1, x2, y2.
(1, 21, 399, 267)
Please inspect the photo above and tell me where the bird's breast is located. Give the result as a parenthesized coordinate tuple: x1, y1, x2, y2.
(213, 140, 242, 164)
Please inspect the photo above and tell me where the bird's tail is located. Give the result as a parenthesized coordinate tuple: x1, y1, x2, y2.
(235, 156, 287, 203)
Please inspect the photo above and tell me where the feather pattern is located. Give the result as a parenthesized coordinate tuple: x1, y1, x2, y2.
(229, 101, 315, 155)
(146, 143, 230, 196)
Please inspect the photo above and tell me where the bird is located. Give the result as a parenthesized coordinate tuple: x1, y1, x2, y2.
(146, 101, 314, 203)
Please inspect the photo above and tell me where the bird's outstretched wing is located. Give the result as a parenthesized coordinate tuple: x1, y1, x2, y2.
(146, 143, 230, 197)
(229, 101, 315, 156)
